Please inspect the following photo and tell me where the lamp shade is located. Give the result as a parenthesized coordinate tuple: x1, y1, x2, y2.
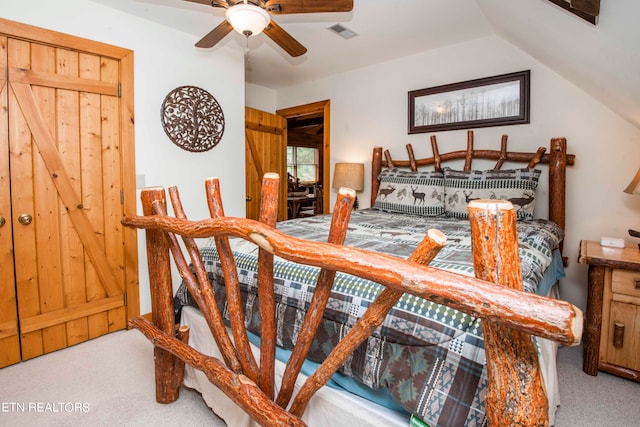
(332, 163, 364, 191)
(225, 3, 270, 37)
(624, 168, 640, 195)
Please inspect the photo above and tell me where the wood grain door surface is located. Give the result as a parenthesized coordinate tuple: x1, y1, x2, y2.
(0, 22, 138, 366)
(245, 107, 287, 221)
(0, 39, 20, 367)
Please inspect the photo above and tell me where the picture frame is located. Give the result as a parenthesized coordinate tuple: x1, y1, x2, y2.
(408, 70, 530, 134)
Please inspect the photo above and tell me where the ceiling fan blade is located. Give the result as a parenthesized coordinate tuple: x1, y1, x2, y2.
(195, 20, 233, 48)
(183, 0, 228, 7)
(265, 0, 353, 14)
(263, 20, 307, 57)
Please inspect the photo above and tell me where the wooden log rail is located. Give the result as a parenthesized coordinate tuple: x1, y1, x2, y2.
(122, 174, 582, 427)
(376, 130, 575, 175)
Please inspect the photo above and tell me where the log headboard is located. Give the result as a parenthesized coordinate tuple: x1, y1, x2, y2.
(371, 130, 575, 233)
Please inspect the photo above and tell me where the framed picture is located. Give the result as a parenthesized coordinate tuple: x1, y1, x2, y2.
(408, 70, 530, 134)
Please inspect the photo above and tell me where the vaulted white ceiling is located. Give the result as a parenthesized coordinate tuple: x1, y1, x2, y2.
(89, 0, 640, 128)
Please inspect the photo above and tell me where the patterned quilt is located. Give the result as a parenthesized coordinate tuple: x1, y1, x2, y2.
(174, 209, 564, 427)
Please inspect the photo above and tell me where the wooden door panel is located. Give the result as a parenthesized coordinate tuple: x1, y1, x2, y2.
(7, 38, 127, 359)
(33, 42, 67, 355)
(10, 84, 122, 299)
(245, 107, 287, 221)
(78, 52, 108, 339)
(0, 36, 21, 368)
(7, 39, 43, 360)
(245, 130, 264, 221)
(99, 56, 127, 334)
(58, 47, 89, 346)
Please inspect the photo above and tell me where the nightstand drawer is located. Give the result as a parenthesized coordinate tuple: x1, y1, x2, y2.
(612, 270, 640, 298)
(605, 301, 640, 371)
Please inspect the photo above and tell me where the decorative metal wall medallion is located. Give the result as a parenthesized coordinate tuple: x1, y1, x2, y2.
(160, 85, 225, 152)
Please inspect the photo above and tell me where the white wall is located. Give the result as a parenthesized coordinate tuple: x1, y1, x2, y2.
(246, 83, 277, 113)
(263, 35, 640, 311)
(1, 0, 247, 314)
(478, 0, 640, 129)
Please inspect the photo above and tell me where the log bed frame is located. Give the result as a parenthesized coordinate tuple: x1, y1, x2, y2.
(122, 131, 580, 427)
(372, 130, 575, 260)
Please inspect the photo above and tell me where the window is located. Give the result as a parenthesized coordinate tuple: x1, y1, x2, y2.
(287, 146, 318, 183)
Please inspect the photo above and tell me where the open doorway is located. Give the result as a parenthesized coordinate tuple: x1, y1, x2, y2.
(277, 100, 331, 218)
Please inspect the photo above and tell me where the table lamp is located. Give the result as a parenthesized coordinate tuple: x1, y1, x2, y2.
(624, 168, 640, 239)
(332, 162, 364, 209)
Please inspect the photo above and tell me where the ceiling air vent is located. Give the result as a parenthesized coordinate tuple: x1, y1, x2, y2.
(328, 24, 358, 40)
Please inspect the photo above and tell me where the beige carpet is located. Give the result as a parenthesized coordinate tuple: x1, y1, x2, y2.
(0, 329, 225, 427)
(1, 328, 639, 426)
(553, 344, 640, 426)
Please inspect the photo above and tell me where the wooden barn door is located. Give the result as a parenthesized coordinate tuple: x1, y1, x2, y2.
(0, 41, 21, 367)
(245, 107, 287, 221)
(0, 19, 138, 365)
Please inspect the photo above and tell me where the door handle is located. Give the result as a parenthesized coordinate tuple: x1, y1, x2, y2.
(246, 196, 252, 202)
(18, 213, 32, 225)
(613, 322, 624, 348)
(0, 216, 5, 227)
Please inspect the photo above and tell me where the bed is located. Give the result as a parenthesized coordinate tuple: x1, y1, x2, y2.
(123, 131, 581, 427)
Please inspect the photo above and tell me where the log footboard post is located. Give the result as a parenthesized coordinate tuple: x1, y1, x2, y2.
(172, 325, 190, 391)
(371, 147, 382, 207)
(140, 188, 181, 404)
(548, 137, 567, 233)
(256, 173, 280, 398)
(468, 200, 549, 426)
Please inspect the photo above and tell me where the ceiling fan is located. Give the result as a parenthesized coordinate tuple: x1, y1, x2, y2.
(184, 0, 354, 57)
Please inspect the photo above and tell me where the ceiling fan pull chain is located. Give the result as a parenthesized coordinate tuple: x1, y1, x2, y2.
(245, 34, 251, 69)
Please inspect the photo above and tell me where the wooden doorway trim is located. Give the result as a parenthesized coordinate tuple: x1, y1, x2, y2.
(276, 100, 330, 213)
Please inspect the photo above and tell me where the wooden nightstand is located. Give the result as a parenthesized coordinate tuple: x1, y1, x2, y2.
(578, 240, 640, 382)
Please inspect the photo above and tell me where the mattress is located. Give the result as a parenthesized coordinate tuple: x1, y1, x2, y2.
(180, 304, 560, 426)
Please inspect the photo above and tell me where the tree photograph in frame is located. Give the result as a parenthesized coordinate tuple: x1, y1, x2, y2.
(408, 70, 530, 134)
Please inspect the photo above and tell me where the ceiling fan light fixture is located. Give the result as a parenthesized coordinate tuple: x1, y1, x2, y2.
(225, 3, 271, 37)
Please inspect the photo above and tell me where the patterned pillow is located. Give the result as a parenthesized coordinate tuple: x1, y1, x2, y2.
(443, 167, 541, 220)
(373, 168, 445, 216)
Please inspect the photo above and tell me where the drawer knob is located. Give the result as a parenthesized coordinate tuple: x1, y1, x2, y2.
(613, 322, 625, 348)
(635, 280, 640, 290)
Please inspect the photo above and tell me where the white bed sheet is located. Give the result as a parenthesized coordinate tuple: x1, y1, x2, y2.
(180, 303, 561, 426)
